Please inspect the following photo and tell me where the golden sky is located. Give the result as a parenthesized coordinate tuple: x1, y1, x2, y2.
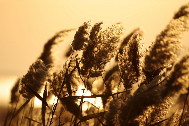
(0, 0, 189, 75)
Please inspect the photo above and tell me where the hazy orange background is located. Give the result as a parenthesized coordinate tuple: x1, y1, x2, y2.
(0, 0, 189, 76)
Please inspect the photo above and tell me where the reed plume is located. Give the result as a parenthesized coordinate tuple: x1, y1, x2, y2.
(144, 3, 189, 78)
(149, 97, 174, 125)
(137, 54, 189, 125)
(174, 3, 189, 19)
(71, 21, 92, 50)
(118, 29, 143, 92)
(89, 22, 103, 43)
(39, 29, 72, 65)
(116, 28, 141, 61)
(163, 54, 189, 97)
(81, 23, 123, 77)
(10, 29, 71, 103)
(50, 69, 65, 98)
(19, 59, 49, 99)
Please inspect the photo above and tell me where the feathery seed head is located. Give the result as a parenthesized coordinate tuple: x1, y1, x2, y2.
(149, 96, 174, 124)
(89, 22, 103, 43)
(118, 28, 142, 56)
(50, 70, 65, 98)
(144, 6, 189, 75)
(174, 3, 189, 19)
(72, 21, 92, 50)
(118, 29, 143, 90)
(39, 30, 72, 65)
(119, 84, 163, 125)
(81, 23, 123, 77)
(165, 54, 189, 96)
(19, 59, 49, 99)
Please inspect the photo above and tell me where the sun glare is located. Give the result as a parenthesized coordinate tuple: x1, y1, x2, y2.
(34, 87, 58, 108)
(34, 85, 103, 110)
(76, 85, 103, 110)
(34, 90, 43, 108)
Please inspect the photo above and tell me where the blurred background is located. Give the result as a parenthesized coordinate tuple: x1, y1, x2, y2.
(0, 0, 189, 123)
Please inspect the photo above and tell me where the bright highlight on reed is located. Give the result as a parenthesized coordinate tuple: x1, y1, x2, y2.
(4, 2, 189, 126)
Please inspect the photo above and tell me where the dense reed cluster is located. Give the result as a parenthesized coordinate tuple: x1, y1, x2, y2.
(4, 2, 189, 126)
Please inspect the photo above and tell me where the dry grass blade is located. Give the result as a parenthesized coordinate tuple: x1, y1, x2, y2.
(178, 93, 189, 126)
(149, 118, 169, 126)
(42, 85, 48, 126)
(25, 116, 42, 125)
(12, 99, 30, 119)
(25, 84, 49, 108)
(78, 112, 106, 123)
(3, 105, 18, 126)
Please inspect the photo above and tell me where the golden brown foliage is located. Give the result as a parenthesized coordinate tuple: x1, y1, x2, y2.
(7, 2, 189, 126)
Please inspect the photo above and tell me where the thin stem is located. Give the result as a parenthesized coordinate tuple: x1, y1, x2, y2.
(178, 93, 189, 126)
